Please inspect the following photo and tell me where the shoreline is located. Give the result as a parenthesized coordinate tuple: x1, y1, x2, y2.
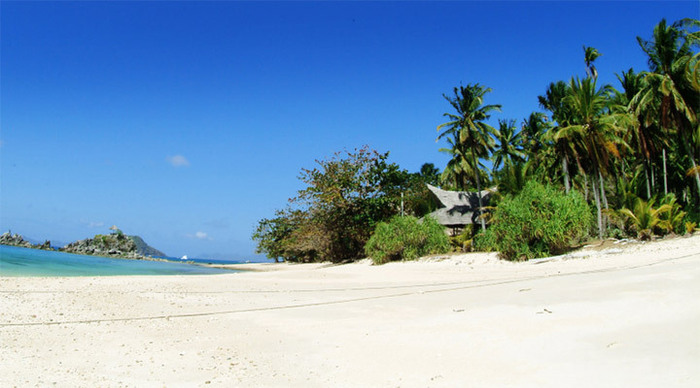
(208, 233, 696, 273)
(2, 234, 699, 386)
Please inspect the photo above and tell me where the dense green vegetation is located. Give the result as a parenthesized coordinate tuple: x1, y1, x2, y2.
(364, 216, 450, 264)
(254, 18, 699, 263)
(473, 182, 593, 260)
(252, 147, 439, 263)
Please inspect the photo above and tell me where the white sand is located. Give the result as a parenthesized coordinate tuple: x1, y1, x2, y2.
(1, 235, 699, 387)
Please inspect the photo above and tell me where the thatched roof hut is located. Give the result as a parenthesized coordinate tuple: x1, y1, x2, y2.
(425, 184, 495, 228)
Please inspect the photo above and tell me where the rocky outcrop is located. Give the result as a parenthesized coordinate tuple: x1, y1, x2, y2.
(2, 230, 168, 261)
(60, 233, 158, 260)
(0, 232, 33, 248)
(0, 232, 54, 250)
(37, 240, 52, 250)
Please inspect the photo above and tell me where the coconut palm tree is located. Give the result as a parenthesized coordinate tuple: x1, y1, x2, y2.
(555, 77, 629, 238)
(492, 119, 525, 171)
(583, 45, 602, 80)
(615, 68, 668, 198)
(521, 112, 549, 157)
(619, 198, 671, 240)
(686, 52, 700, 92)
(538, 81, 579, 193)
(439, 137, 471, 190)
(439, 136, 489, 192)
(633, 18, 699, 202)
(419, 163, 441, 186)
(437, 84, 501, 231)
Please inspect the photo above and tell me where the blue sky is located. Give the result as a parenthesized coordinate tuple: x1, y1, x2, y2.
(1, 1, 697, 260)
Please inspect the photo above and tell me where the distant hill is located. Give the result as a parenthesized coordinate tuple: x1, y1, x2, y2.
(129, 235, 167, 257)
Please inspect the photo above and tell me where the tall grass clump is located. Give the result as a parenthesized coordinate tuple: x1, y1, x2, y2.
(473, 181, 593, 261)
(364, 216, 450, 264)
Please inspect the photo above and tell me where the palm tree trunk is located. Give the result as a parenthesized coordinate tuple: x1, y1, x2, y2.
(644, 163, 651, 199)
(562, 155, 571, 194)
(599, 171, 608, 236)
(663, 148, 668, 196)
(584, 173, 589, 202)
(679, 132, 700, 205)
(651, 164, 656, 192)
(591, 171, 603, 239)
(599, 171, 609, 209)
(690, 157, 700, 203)
(471, 146, 486, 231)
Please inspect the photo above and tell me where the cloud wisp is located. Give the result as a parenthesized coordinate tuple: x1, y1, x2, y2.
(80, 220, 105, 229)
(186, 231, 213, 241)
(166, 155, 190, 167)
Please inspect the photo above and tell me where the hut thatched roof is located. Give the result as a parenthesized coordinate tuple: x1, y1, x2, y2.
(425, 184, 495, 227)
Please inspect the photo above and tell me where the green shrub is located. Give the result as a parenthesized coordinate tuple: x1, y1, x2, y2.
(657, 193, 686, 235)
(364, 216, 450, 264)
(472, 227, 498, 252)
(450, 229, 471, 252)
(685, 221, 697, 235)
(619, 198, 669, 240)
(473, 181, 593, 261)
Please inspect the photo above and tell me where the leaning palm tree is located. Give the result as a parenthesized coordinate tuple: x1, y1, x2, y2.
(437, 84, 501, 231)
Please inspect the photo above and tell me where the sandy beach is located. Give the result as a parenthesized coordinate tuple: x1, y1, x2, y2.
(2, 235, 699, 387)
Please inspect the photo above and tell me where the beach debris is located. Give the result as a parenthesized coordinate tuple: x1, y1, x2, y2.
(452, 308, 465, 313)
(536, 308, 553, 314)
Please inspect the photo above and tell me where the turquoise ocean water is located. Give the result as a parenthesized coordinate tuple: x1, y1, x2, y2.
(0, 245, 236, 277)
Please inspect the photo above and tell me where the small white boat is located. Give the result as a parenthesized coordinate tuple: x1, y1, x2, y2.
(180, 255, 188, 260)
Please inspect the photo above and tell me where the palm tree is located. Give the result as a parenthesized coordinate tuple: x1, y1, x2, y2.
(539, 81, 578, 193)
(521, 112, 549, 157)
(619, 198, 671, 240)
(494, 159, 529, 196)
(633, 18, 699, 202)
(419, 163, 441, 186)
(439, 137, 488, 192)
(439, 138, 470, 190)
(686, 52, 700, 92)
(555, 77, 629, 238)
(437, 84, 501, 231)
(583, 45, 602, 80)
(615, 68, 667, 198)
(492, 119, 525, 171)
